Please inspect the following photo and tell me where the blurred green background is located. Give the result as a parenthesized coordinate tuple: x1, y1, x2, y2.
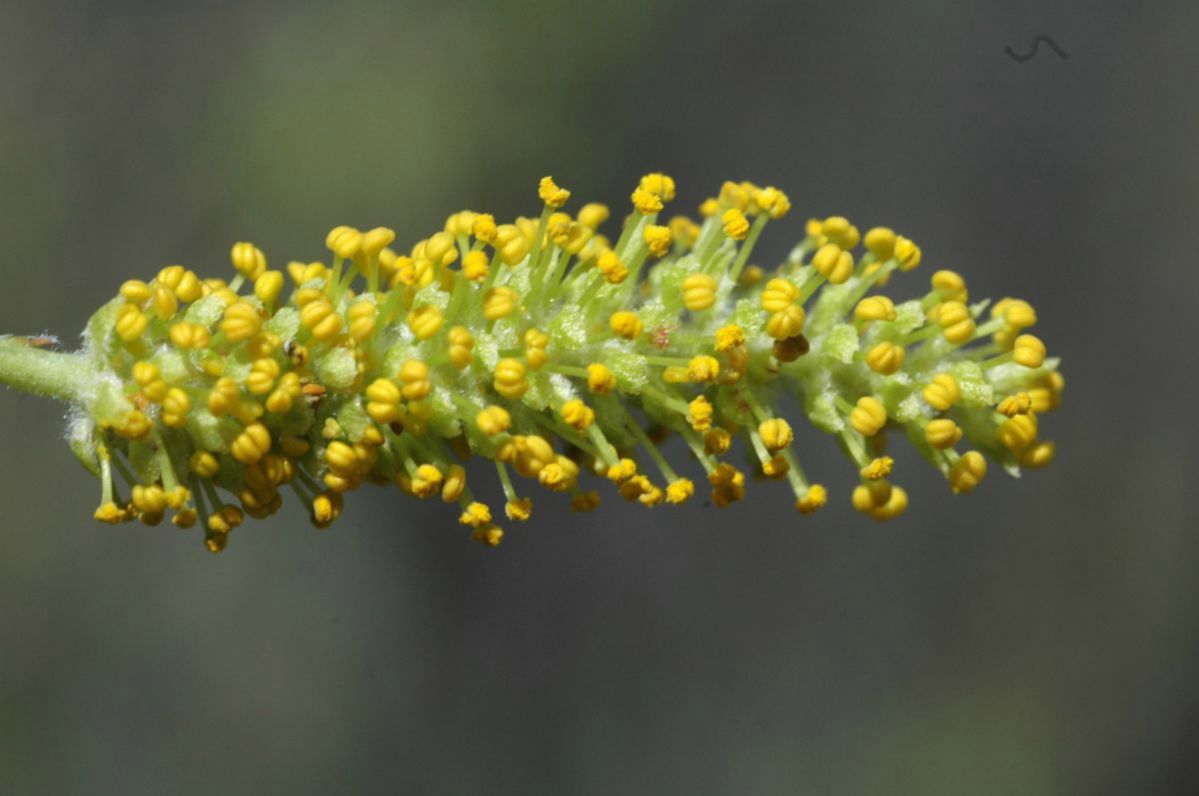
(1, 0, 1196, 793)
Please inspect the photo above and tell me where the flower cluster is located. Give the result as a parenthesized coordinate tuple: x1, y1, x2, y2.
(53, 174, 1061, 551)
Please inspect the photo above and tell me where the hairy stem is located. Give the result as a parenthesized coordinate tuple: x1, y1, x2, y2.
(0, 336, 89, 403)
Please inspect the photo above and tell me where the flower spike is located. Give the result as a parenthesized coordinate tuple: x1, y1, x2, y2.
(0, 173, 1063, 551)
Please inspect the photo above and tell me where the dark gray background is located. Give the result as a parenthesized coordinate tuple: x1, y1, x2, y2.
(2, 0, 1195, 793)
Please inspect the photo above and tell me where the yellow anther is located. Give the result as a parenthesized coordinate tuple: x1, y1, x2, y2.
(471, 525, 504, 547)
(411, 464, 443, 499)
(714, 324, 746, 352)
(795, 484, 828, 514)
(607, 458, 638, 484)
(755, 186, 791, 219)
(587, 362, 615, 394)
(161, 387, 191, 428)
(207, 376, 239, 416)
(287, 261, 327, 285)
(506, 497, 533, 521)
(669, 215, 701, 248)
(850, 396, 887, 437)
(923, 373, 960, 411)
(762, 454, 789, 479)
(869, 484, 909, 520)
(299, 298, 343, 341)
(221, 301, 262, 342)
(114, 304, 148, 343)
(596, 250, 628, 284)
(346, 299, 377, 342)
(722, 208, 750, 240)
(167, 322, 210, 350)
(812, 243, 854, 284)
(120, 279, 152, 303)
(720, 181, 750, 210)
(1012, 334, 1046, 368)
(687, 355, 719, 383)
(854, 295, 897, 323)
(111, 410, 152, 440)
(150, 283, 178, 322)
(997, 393, 1032, 417)
(733, 263, 762, 286)
(250, 270, 283, 305)
(682, 273, 717, 311)
(1028, 371, 1064, 413)
(704, 427, 731, 455)
(437, 464, 467, 503)
(246, 333, 280, 360)
(998, 413, 1038, 453)
(666, 478, 694, 504)
(245, 358, 280, 395)
(925, 418, 962, 449)
(483, 286, 519, 320)
(931, 270, 967, 302)
(864, 227, 897, 261)
(524, 328, 549, 370)
(699, 197, 721, 217)
(190, 450, 220, 479)
(231, 242, 267, 279)
(539, 456, 578, 492)
(398, 359, 432, 401)
(458, 503, 496, 527)
(311, 491, 344, 528)
(448, 326, 474, 369)
(761, 277, 799, 313)
(708, 463, 746, 507)
(423, 232, 458, 267)
(462, 250, 490, 282)
(140, 376, 168, 403)
(852, 480, 892, 512)
(610, 310, 643, 340)
(861, 456, 894, 480)
(758, 418, 793, 452)
(493, 225, 530, 266)
(364, 378, 402, 426)
(577, 203, 610, 229)
(937, 300, 975, 345)
(230, 422, 271, 465)
(493, 358, 528, 400)
(622, 476, 661, 506)
(992, 298, 1037, 329)
(894, 235, 921, 270)
(948, 451, 987, 493)
(643, 224, 673, 257)
(678, 396, 712, 433)
(538, 176, 571, 208)
(131, 484, 168, 515)
(865, 341, 905, 375)
(407, 304, 444, 340)
(325, 226, 362, 260)
(765, 304, 806, 340)
(361, 226, 397, 256)
(324, 441, 359, 476)
(466, 212, 497, 243)
(560, 399, 595, 431)
(131, 361, 159, 387)
(1019, 440, 1055, 469)
(638, 173, 676, 201)
(816, 216, 853, 248)
(631, 187, 664, 215)
(160, 267, 200, 301)
(265, 372, 301, 414)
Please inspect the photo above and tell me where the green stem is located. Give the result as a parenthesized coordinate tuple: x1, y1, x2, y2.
(0, 337, 92, 402)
